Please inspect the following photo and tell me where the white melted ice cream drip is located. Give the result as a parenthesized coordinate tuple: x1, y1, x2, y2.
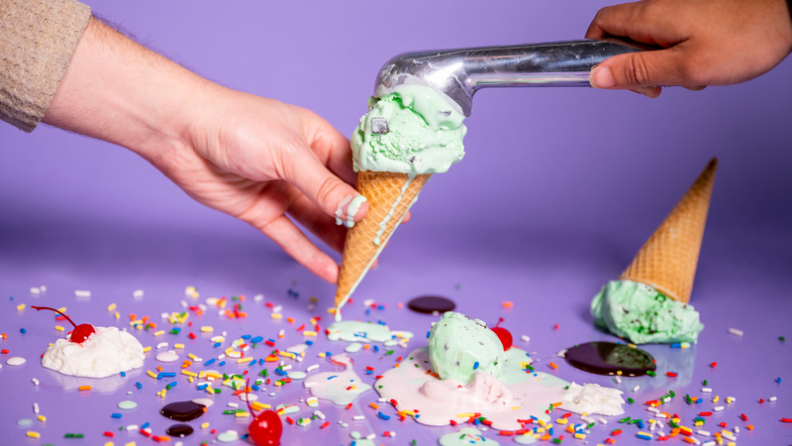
(561, 382, 626, 416)
(335, 194, 368, 228)
(41, 326, 145, 378)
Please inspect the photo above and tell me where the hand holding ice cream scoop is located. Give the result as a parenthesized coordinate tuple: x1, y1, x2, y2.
(591, 158, 717, 344)
(333, 40, 645, 317)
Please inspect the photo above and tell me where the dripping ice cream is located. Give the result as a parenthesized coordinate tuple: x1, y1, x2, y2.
(334, 84, 468, 317)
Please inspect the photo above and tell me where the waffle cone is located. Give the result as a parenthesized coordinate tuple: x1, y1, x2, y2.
(620, 158, 718, 303)
(334, 171, 431, 307)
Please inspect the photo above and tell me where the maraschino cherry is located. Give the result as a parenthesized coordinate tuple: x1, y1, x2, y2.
(31, 306, 96, 343)
(245, 378, 282, 445)
(491, 317, 513, 351)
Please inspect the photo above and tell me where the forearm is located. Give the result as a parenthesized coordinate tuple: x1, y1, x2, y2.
(42, 17, 209, 163)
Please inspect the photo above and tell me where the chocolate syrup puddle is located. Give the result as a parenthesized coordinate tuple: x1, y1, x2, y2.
(407, 296, 456, 314)
(160, 401, 206, 422)
(165, 423, 194, 437)
(565, 341, 656, 377)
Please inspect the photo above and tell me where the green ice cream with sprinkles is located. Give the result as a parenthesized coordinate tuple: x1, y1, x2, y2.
(427, 311, 505, 383)
(591, 280, 704, 344)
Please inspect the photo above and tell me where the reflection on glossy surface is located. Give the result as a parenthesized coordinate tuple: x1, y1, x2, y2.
(649, 344, 696, 390)
(47, 367, 141, 394)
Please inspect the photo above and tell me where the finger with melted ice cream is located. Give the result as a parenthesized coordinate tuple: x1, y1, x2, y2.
(428, 312, 504, 383)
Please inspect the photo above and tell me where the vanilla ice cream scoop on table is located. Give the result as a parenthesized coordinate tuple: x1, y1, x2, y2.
(334, 85, 467, 318)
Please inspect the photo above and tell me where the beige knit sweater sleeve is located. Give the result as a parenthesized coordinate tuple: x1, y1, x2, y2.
(1, 0, 91, 132)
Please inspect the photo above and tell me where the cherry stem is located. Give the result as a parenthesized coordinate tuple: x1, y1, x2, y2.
(495, 317, 504, 328)
(31, 306, 78, 329)
(244, 378, 254, 414)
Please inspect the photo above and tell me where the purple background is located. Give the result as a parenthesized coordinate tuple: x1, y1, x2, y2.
(1, 1, 791, 445)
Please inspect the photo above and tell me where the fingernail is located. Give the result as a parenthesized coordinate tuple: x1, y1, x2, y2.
(590, 66, 615, 89)
(348, 195, 368, 221)
(637, 86, 661, 98)
(335, 194, 368, 227)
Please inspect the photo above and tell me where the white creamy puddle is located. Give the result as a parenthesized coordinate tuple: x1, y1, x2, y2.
(327, 321, 412, 343)
(42, 326, 145, 378)
(375, 346, 623, 431)
(561, 382, 625, 416)
(303, 354, 372, 406)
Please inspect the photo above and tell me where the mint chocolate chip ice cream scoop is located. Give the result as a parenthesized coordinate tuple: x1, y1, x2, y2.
(591, 280, 704, 344)
(428, 311, 504, 383)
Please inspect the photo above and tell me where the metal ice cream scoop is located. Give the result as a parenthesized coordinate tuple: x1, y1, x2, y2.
(374, 39, 642, 116)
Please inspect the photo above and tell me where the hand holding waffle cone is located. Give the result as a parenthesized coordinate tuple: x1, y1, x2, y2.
(334, 172, 431, 309)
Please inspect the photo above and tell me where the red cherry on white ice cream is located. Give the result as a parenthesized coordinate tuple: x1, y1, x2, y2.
(31, 306, 96, 343)
(491, 317, 513, 351)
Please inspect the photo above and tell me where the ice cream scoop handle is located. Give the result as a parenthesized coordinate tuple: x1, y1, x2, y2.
(462, 40, 639, 89)
(375, 39, 643, 116)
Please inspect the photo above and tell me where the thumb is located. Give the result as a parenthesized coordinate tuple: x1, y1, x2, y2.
(590, 47, 690, 93)
(283, 148, 369, 226)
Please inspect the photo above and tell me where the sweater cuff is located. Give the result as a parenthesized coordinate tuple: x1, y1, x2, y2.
(0, 0, 91, 132)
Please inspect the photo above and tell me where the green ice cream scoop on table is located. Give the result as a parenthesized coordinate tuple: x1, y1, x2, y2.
(591, 280, 704, 344)
(428, 311, 504, 383)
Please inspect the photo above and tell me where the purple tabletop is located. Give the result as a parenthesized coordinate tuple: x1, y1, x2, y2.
(1, 0, 791, 445)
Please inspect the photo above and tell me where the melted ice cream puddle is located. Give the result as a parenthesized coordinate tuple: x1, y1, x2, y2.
(42, 326, 145, 378)
(375, 346, 624, 431)
(303, 354, 372, 405)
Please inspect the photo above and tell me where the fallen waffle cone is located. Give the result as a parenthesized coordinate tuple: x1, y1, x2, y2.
(620, 158, 718, 303)
(335, 171, 431, 308)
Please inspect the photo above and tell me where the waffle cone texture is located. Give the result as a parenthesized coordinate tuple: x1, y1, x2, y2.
(334, 171, 431, 307)
(620, 158, 718, 303)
